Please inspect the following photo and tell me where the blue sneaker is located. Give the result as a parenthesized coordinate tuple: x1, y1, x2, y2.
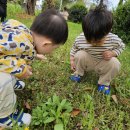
(104, 86, 110, 95)
(98, 84, 110, 95)
(70, 74, 81, 83)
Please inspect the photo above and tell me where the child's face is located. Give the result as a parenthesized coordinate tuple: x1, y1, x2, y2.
(33, 33, 60, 54)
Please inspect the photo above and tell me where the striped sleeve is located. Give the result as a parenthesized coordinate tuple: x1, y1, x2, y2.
(70, 41, 78, 56)
(70, 35, 80, 56)
(70, 33, 85, 56)
(111, 36, 125, 56)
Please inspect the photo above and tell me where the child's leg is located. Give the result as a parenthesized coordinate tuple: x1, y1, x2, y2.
(0, 72, 31, 128)
(14, 79, 25, 90)
(75, 51, 95, 76)
(74, 50, 95, 76)
(70, 50, 95, 82)
(95, 57, 120, 86)
(0, 109, 31, 128)
(95, 57, 120, 94)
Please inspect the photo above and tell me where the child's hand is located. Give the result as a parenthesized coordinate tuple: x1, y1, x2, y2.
(0, 127, 4, 130)
(70, 56, 76, 71)
(20, 66, 32, 79)
(36, 54, 47, 60)
(103, 51, 116, 60)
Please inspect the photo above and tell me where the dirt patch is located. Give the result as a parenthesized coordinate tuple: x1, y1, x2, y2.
(16, 13, 34, 19)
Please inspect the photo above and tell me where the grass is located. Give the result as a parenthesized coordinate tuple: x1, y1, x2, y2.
(5, 3, 130, 130)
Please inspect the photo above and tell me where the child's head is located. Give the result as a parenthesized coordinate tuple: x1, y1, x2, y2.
(82, 5, 113, 45)
(64, 7, 68, 11)
(30, 9, 68, 54)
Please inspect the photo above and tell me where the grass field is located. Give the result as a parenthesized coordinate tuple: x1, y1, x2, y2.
(5, 3, 130, 130)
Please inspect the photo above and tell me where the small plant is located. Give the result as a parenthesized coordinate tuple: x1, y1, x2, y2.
(80, 94, 95, 129)
(32, 94, 73, 130)
(5, 124, 29, 130)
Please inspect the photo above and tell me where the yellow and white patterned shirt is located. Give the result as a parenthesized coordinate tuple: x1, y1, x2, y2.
(0, 19, 36, 78)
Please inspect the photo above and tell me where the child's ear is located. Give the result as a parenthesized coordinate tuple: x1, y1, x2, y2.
(42, 41, 52, 46)
(42, 42, 48, 46)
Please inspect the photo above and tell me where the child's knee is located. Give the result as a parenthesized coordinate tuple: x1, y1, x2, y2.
(109, 57, 121, 72)
(75, 50, 88, 61)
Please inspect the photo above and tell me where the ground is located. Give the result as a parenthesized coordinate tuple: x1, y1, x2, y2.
(5, 3, 130, 130)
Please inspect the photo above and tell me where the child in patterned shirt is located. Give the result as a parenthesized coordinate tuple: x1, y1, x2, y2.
(0, 9, 68, 128)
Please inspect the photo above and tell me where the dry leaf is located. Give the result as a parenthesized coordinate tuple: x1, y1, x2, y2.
(36, 71, 39, 75)
(24, 101, 31, 110)
(94, 127, 99, 130)
(80, 126, 83, 129)
(76, 123, 83, 130)
(71, 108, 81, 117)
(16, 13, 33, 19)
(83, 87, 92, 91)
(111, 95, 118, 104)
(82, 111, 88, 117)
(0, 127, 4, 130)
(76, 123, 82, 127)
(119, 97, 130, 108)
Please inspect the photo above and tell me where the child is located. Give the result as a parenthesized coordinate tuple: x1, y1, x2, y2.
(70, 5, 125, 95)
(61, 7, 69, 21)
(0, 9, 68, 128)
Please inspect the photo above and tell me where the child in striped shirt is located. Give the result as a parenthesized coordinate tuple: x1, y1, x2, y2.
(70, 5, 125, 95)
(0, 9, 68, 128)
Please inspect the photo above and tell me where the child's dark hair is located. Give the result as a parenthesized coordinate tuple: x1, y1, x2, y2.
(82, 4, 113, 43)
(30, 9, 68, 44)
(64, 7, 68, 11)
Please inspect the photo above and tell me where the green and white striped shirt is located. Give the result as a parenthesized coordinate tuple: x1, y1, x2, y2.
(70, 33, 125, 59)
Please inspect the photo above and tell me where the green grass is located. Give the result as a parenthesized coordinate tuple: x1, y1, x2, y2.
(5, 3, 130, 130)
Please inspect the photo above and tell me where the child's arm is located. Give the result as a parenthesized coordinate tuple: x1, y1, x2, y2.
(70, 55, 76, 71)
(70, 38, 79, 71)
(0, 57, 32, 78)
(103, 51, 117, 60)
(19, 65, 32, 79)
(70, 41, 78, 57)
(0, 19, 36, 78)
(0, 39, 34, 79)
(111, 38, 125, 57)
(103, 37, 125, 60)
